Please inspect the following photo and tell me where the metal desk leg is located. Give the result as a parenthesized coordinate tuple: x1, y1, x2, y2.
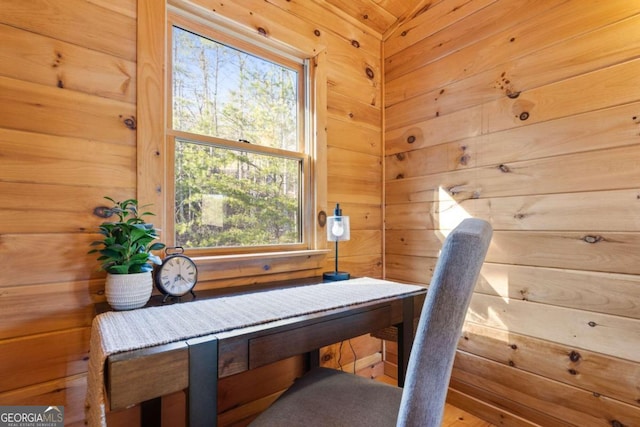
(397, 297, 415, 387)
(187, 336, 219, 427)
(140, 397, 161, 427)
(305, 349, 320, 371)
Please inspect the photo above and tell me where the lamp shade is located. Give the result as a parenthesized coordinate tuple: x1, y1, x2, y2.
(326, 215, 350, 242)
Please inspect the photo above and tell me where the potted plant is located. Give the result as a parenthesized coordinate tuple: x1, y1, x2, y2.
(89, 197, 165, 310)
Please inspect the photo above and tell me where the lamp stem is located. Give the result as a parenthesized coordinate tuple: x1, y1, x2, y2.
(335, 240, 339, 273)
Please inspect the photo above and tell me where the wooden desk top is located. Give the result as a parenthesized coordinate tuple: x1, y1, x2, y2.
(87, 277, 426, 425)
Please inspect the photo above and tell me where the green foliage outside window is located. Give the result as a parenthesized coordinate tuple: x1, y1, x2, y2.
(171, 26, 304, 249)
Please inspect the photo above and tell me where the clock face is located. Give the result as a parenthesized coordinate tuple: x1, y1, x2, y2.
(156, 255, 198, 296)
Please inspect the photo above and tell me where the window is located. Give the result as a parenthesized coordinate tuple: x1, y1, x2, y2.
(167, 17, 311, 254)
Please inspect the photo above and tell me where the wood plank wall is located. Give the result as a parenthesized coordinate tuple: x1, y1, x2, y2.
(0, 0, 383, 425)
(383, 1, 640, 426)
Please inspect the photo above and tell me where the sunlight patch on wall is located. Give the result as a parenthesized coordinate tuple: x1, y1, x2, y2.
(465, 303, 510, 331)
(435, 187, 511, 339)
(476, 264, 511, 304)
(435, 186, 472, 236)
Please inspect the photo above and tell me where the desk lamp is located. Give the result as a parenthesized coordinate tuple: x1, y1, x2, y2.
(323, 203, 350, 281)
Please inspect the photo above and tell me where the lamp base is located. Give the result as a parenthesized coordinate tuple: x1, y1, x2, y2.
(323, 271, 350, 281)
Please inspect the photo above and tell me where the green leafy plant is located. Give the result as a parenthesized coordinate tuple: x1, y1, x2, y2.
(89, 197, 165, 274)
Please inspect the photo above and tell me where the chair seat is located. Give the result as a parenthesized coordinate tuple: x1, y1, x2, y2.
(251, 367, 403, 427)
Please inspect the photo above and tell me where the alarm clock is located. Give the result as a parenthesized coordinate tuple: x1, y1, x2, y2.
(154, 247, 198, 302)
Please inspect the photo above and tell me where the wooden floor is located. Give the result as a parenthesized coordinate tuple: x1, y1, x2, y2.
(441, 403, 495, 427)
(377, 375, 495, 427)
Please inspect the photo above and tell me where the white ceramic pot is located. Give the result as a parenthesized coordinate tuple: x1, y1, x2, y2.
(105, 272, 153, 310)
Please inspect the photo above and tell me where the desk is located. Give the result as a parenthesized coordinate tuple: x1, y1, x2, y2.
(86, 278, 426, 427)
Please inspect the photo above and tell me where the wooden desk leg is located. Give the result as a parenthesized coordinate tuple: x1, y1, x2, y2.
(396, 297, 415, 387)
(187, 336, 219, 427)
(140, 397, 162, 427)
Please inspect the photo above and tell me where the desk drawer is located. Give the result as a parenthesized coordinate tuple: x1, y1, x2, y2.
(107, 342, 189, 410)
(249, 305, 391, 369)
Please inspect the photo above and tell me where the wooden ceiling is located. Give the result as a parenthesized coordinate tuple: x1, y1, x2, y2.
(318, 0, 433, 38)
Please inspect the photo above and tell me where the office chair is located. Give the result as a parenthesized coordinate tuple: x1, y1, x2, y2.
(250, 218, 492, 427)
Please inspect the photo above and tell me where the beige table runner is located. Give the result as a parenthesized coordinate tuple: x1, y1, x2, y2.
(85, 277, 423, 426)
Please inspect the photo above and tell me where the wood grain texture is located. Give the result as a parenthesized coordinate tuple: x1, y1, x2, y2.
(179, 0, 326, 56)
(0, 4, 140, 423)
(460, 322, 640, 408)
(108, 343, 189, 410)
(328, 146, 381, 181)
(384, 0, 499, 58)
(0, 24, 135, 102)
(452, 351, 640, 427)
(385, 0, 553, 80)
(323, 0, 396, 36)
(384, 1, 640, 424)
(387, 56, 640, 131)
(466, 293, 640, 363)
(387, 13, 640, 121)
(328, 118, 382, 156)
(0, 182, 132, 234)
(386, 145, 640, 204)
(445, 389, 530, 427)
(0, 0, 136, 61)
(475, 263, 640, 319)
(0, 76, 136, 145)
(386, 0, 639, 107)
(328, 89, 382, 129)
(0, 128, 135, 189)
(0, 233, 105, 287)
(386, 189, 640, 232)
(0, 328, 90, 393)
(0, 280, 103, 339)
(3, 1, 639, 426)
(386, 101, 640, 163)
(136, 0, 166, 236)
(388, 230, 640, 275)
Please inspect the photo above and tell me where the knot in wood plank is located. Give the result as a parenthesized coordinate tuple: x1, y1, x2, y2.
(583, 235, 603, 244)
(120, 114, 136, 130)
(447, 185, 466, 195)
(365, 67, 375, 79)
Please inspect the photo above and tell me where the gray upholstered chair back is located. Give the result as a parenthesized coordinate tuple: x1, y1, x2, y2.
(396, 217, 492, 426)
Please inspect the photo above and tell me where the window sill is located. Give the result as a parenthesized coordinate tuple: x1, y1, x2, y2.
(193, 249, 331, 265)
(191, 249, 332, 282)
